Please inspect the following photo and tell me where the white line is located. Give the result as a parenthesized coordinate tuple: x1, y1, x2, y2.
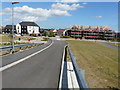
(59, 45, 67, 88)
(0, 41, 54, 72)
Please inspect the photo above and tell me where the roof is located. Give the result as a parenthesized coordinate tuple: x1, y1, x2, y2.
(50, 29, 57, 32)
(5, 25, 16, 30)
(19, 21, 39, 27)
(58, 29, 66, 32)
(50, 29, 55, 32)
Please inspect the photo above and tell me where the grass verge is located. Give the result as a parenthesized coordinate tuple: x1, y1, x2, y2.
(67, 40, 119, 88)
(1, 35, 36, 42)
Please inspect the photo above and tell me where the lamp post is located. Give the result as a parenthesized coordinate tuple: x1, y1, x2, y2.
(11, 2, 19, 53)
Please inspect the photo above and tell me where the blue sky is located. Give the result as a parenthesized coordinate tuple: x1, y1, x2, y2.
(1, 2, 118, 32)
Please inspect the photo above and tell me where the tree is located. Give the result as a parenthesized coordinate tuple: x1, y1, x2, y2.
(48, 32, 55, 37)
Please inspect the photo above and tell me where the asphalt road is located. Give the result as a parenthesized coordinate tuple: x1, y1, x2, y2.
(2, 40, 51, 67)
(2, 40, 66, 88)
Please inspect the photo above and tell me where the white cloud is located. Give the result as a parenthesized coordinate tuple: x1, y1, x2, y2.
(49, 9, 71, 16)
(52, 3, 84, 11)
(0, 12, 3, 15)
(2, 3, 83, 23)
(96, 16, 103, 18)
(2, 5, 72, 22)
(82, 3, 87, 5)
(57, 0, 81, 3)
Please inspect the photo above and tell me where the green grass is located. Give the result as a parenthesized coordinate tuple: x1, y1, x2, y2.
(0, 35, 36, 42)
(67, 40, 119, 88)
(0, 42, 31, 46)
(0, 35, 34, 46)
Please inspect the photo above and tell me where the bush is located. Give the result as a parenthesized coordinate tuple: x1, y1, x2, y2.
(8, 34, 13, 38)
(41, 38, 49, 41)
(42, 32, 48, 36)
(60, 36, 70, 38)
(3, 43, 11, 46)
(30, 33, 37, 37)
(48, 32, 55, 37)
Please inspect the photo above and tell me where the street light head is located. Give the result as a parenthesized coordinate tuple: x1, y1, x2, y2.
(12, 2, 20, 4)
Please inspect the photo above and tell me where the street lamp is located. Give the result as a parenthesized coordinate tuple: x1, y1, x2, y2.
(11, 1, 19, 54)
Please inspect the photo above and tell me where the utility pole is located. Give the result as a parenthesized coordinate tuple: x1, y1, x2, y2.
(11, 1, 19, 54)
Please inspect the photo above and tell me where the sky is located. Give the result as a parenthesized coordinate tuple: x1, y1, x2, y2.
(0, 1, 118, 32)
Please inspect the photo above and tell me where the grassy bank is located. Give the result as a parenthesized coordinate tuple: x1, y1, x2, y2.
(67, 40, 119, 88)
(0, 35, 36, 42)
(0, 42, 31, 46)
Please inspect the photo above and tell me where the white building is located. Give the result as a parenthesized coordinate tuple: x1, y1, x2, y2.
(16, 21, 40, 35)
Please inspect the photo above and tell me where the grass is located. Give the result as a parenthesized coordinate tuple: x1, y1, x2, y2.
(0, 34, 36, 46)
(67, 40, 119, 88)
(0, 34, 36, 42)
(0, 42, 31, 46)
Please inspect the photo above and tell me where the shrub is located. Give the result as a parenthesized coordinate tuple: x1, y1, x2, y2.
(42, 32, 48, 36)
(60, 36, 70, 38)
(30, 33, 37, 37)
(48, 32, 55, 37)
(41, 38, 49, 41)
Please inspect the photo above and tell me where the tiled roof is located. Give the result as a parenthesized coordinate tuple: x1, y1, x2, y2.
(50, 29, 55, 32)
(58, 29, 66, 32)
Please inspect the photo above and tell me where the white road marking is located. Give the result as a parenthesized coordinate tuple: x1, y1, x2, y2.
(0, 41, 54, 72)
(59, 45, 67, 88)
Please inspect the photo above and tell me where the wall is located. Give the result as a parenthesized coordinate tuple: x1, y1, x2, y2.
(16, 24, 21, 34)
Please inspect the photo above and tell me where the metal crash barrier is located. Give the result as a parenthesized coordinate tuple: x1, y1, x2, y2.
(68, 45, 88, 89)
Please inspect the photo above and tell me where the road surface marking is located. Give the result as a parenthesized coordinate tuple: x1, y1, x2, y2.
(59, 45, 67, 88)
(0, 41, 54, 72)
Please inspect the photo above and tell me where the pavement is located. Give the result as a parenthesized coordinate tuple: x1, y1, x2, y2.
(2, 39, 67, 88)
(98, 42, 120, 50)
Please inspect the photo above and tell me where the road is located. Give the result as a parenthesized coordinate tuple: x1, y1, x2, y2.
(2, 40, 66, 88)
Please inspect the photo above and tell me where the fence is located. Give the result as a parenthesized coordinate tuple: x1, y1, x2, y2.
(0, 43, 44, 51)
(68, 45, 88, 89)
